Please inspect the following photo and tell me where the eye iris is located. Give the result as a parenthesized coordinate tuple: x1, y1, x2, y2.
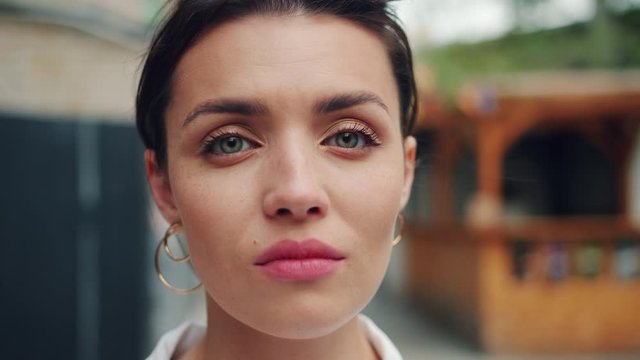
(336, 132, 359, 148)
(220, 136, 243, 153)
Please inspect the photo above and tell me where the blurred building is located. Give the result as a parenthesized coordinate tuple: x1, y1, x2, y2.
(0, 1, 198, 359)
(406, 70, 640, 353)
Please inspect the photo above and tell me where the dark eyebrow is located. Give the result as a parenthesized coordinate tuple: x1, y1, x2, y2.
(314, 91, 389, 115)
(183, 99, 268, 127)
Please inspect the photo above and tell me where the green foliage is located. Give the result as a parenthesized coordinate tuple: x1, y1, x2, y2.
(420, 8, 640, 99)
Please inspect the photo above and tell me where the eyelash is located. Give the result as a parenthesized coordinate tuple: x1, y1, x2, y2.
(327, 122, 381, 147)
(200, 129, 255, 155)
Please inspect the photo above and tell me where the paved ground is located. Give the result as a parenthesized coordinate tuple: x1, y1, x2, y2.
(362, 289, 640, 360)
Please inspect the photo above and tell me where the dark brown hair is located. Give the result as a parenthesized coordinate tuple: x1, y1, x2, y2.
(136, 0, 417, 170)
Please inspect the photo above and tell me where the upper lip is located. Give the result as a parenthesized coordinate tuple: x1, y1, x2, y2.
(254, 239, 345, 265)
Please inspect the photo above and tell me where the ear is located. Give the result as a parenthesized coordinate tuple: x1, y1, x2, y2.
(144, 149, 180, 224)
(399, 136, 417, 210)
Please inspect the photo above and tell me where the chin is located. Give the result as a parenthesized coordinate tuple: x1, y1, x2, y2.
(204, 256, 387, 340)
(224, 291, 369, 340)
(255, 308, 359, 340)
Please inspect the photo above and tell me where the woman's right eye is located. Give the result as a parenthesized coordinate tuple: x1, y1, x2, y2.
(201, 134, 255, 155)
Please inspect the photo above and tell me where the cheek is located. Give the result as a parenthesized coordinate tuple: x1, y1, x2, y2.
(331, 151, 405, 283)
(335, 153, 405, 234)
(169, 165, 257, 272)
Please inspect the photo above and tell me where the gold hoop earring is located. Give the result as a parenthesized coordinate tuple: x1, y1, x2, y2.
(154, 222, 202, 294)
(392, 213, 404, 246)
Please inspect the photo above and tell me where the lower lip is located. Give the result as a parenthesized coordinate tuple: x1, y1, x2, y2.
(259, 258, 342, 281)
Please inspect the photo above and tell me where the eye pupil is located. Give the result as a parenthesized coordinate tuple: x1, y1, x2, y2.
(336, 132, 359, 148)
(221, 136, 243, 153)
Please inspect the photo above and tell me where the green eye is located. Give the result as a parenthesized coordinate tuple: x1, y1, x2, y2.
(220, 136, 244, 153)
(322, 122, 381, 151)
(203, 135, 253, 155)
(334, 132, 362, 148)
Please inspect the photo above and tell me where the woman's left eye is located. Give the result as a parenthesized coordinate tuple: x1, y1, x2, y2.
(323, 123, 381, 150)
(328, 131, 366, 149)
(202, 134, 255, 155)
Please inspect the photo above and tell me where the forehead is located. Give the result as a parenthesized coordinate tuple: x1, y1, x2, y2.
(169, 13, 399, 120)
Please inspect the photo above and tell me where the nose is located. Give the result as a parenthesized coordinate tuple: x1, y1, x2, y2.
(262, 145, 329, 222)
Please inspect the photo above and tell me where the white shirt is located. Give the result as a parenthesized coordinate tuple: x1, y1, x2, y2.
(146, 314, 403, 360)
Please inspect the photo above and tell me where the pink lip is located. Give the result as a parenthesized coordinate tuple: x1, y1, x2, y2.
(254, 239, 345, 281)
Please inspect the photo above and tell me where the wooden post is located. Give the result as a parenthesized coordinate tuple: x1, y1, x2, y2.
(466, 120, 504, 228)
(433, 127, 458, 223)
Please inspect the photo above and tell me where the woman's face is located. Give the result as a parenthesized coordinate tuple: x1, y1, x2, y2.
(147, 14, 416, 339)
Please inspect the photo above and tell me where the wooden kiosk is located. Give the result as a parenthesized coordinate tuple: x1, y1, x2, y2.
(406, 71, 640, 353)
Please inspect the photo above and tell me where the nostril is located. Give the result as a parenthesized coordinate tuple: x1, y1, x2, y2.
(276, 208, 291, 216)
(308, 207, 320, 215)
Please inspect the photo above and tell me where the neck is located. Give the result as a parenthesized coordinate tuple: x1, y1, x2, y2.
(184, 296, 379, 360)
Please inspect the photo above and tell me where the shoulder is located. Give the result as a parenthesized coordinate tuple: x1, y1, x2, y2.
(358, 314, 404, 360)
(145, 321, 205, 360)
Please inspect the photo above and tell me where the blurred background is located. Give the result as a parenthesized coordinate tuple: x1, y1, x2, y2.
(1, 0, 639, 359)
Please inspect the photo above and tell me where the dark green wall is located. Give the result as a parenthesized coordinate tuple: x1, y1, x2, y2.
(0, 114, 148, 360)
